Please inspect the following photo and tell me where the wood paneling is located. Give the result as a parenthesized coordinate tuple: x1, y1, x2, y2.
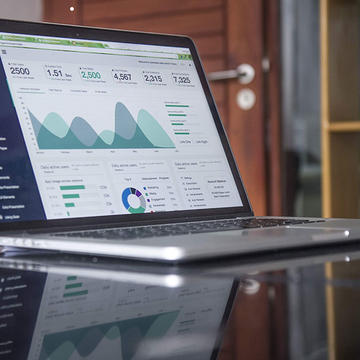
(83, 9, 224, 37)
(265, 0, 283, 216)
(202, 58, 226, 73)
(190, 35, 225, 58)
(226, 0, 267, 215)
(209, 83, 226, 105)
(43, 0, 81, 24)
(82, 0, 223, 23)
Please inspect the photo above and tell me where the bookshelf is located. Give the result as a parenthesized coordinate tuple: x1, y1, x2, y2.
(321, 0, 360, 219)
(321, 0, 360, 359)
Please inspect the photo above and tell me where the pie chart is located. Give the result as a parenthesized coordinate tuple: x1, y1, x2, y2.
(122, 187, 146, 214)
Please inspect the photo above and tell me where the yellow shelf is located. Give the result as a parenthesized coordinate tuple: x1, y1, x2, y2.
(326, 121, 360, 132)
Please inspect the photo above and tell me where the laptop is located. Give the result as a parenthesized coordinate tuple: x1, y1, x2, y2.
(0, 19, 360, 263)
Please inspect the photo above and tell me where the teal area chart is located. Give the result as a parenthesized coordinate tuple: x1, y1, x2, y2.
(29, 102, 175, 149)
(39, 311, 179, 360)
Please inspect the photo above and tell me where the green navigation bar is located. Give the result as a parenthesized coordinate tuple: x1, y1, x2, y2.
(0, 34, 192, 60)
(0, 34, 105, 48)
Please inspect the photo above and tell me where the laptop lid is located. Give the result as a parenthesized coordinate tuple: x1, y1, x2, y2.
(0, 19, 252, 232)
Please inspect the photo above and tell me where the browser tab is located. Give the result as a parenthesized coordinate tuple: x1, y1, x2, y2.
(37, 38, 72, 46)
(70, 40, 107, 48)
(1, 34, 36, 42)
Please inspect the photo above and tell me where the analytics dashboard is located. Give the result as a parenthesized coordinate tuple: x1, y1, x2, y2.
(0, 32, 242, 222)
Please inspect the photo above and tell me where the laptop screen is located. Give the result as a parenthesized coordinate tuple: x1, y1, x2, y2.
(0, 25, 245, 224)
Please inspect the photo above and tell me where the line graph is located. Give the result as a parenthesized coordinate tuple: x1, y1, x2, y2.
(29, 102, 175, 150)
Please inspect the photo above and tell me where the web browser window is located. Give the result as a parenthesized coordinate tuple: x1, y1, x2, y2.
(0, 32, 242, 222)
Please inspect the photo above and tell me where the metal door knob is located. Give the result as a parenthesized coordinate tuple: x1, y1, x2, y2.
(207, 63, 255, 84)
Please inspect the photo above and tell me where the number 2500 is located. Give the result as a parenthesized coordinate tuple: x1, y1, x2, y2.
(10, 67, 30, 75)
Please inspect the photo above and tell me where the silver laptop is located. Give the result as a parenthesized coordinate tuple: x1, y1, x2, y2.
(0, 19, 359, 263)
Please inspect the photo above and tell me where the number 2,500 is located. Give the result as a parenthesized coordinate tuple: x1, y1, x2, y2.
(10, 67, 30, 75)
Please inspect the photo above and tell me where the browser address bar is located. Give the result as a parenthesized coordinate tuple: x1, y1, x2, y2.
(0, 41, 180, 59)
(96, 47, 179, 59)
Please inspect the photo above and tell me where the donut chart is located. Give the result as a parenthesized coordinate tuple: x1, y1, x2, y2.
(122, 187, 146, 214)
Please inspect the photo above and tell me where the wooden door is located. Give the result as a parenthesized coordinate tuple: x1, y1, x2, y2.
(43, 0, 283, 216)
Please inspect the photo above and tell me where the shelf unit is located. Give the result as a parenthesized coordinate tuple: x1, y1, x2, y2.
(321, 0, 360, 219)
(321, 1, 360, 359)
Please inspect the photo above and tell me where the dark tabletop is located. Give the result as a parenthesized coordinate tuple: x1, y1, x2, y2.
(2, 244, 360, 360)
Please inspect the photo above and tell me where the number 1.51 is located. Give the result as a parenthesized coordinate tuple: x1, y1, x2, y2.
(46, 69, 63, 77)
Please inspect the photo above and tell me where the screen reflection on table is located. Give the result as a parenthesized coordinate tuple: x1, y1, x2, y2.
(0, 266, 236, 360)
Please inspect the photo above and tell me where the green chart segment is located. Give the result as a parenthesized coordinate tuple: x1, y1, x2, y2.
(29, 102, 175, 150)
(39, 311, 179, 360)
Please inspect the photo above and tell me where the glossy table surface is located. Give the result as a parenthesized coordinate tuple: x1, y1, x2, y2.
(2, 244, 360, 360)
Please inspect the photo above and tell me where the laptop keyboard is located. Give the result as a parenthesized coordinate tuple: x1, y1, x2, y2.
(53, 218, 325, 240)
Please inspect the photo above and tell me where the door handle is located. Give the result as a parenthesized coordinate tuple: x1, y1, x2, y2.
(207, 64, 255, 84)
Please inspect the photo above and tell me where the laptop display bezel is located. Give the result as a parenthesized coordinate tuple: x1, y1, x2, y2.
(0, 19, 253, 232)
